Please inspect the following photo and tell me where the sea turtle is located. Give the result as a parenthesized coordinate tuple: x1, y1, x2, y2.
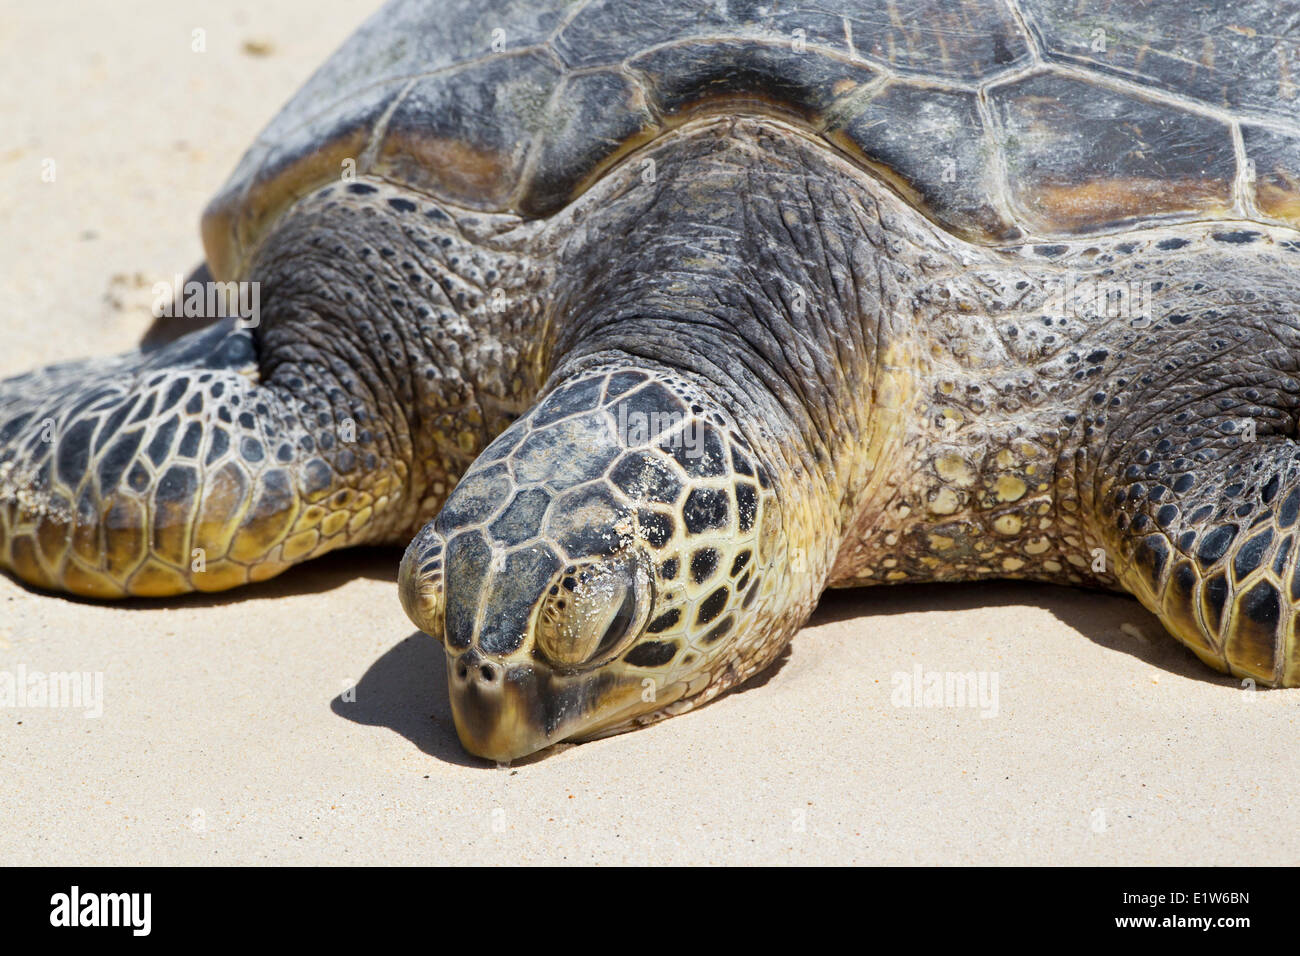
(5, 0, 1300, 761)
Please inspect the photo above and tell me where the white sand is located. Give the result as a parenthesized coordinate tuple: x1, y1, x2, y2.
(2, 1, 1298, 865)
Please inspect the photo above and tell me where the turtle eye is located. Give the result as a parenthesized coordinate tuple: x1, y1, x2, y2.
(535, 553, 652, 669)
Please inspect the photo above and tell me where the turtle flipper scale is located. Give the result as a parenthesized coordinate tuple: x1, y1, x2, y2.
(0, 320, 405, 597)
(1100, 425, 1300, 687)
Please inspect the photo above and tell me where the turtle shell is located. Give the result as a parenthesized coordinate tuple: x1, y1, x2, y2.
(202, 0, 1300, 279)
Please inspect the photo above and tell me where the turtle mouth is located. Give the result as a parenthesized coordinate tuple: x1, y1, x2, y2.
(446, 652, 670, 762)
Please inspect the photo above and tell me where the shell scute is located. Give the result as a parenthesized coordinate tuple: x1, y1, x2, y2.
(990, 71, 1238, 235)
(829, 80, 1021, 242)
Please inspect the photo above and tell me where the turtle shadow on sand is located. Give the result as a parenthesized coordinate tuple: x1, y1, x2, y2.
(808, 580, 1246, 689)
(329, 629, 486, 767)
(334, 578, 1255, 767)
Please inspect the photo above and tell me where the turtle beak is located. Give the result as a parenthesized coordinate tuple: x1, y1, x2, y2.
(445, 649, 665, 762)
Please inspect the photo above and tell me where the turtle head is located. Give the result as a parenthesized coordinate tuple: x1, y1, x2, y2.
(400, 368, 780, 762)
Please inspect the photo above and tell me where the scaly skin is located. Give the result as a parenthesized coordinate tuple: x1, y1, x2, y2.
(5, 115, 1300, 760)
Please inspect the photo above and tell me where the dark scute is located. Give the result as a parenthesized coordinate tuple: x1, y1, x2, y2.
(660, 423, 727, 479)
(302, 458, 332, 497)
(659, 557, 680, 581)
(603, 371, 647, 403)
(205, 427, 230, 465)
(0, 411, 32, 446)
(1273, 535, 1292, 577)
(734, 482, 758, 532)
(609, 383, 688, 444)
(240, 437, 265, 464)
(533, 376, 605, 427)
(549, 485, 626, 558)
(1233, 529, 1274, 583)
(623, 640, 678, 668)
(646, 608, 681, 633)
(990, 71, 1235, 233)
(154, 464, 198, 505)
(477, 545, 562, 655)
(159, 378, 189, 414)
(1204, 572, 1229, 632)
(477, 425, 524, 464)
(689, 548, 719, 583)
(55, 418, 97, 488)
(438, 462, 511, 530)
(511, 412, 618, 488)
(731, 445, 754, 476)
(555, 0, 1028, 79)
(683, 487, 730, 534)
(638, 509, 674, 549)
(376, 51, 562, 209)
(731, 550, 752, 576)
(96, 429, 145, 495)
(696, 586, 729, 626)
(178, 421, 203, 459)
(129, 392, 157, 424)
(1026, 0, 1299, 119)
(1279, 488, 1300, 529)
(610, 451, 683, 504)
(93, 399, 134, 454)
(832, 81, 1019, 241)
(519, 70, 659, 216)
(1197, 525, 1238, 566)
(1134, 534, 1168, 584)
(702, 615, 734, 645)
(444, 531, 491, 650)
(1261, 473, 1281, 504)
(488, 487, 551, 547)
(629, 38, 878, 123)
(1230, 580, 1281, 675)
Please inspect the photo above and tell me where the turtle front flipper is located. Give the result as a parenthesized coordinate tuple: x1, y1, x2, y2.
(0, 319, 407, 597)
(1097, 399, 1300, 687)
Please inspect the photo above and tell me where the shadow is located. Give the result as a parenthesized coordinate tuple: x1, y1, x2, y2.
(334, 577, 1265, 768)
(331, 629, 489, 767)
(1, 545, 403, 612)
(806, 579, 1246, 688)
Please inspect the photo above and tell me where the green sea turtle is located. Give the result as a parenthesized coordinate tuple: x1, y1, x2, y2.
(6, 0, 1300, 761)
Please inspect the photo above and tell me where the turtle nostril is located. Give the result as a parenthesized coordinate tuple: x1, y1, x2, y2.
(479, 664, 497, 682)
(457, 663, 469, 680)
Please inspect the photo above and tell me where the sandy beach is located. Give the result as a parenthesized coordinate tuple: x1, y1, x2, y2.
(2, 0, 1298, 866)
